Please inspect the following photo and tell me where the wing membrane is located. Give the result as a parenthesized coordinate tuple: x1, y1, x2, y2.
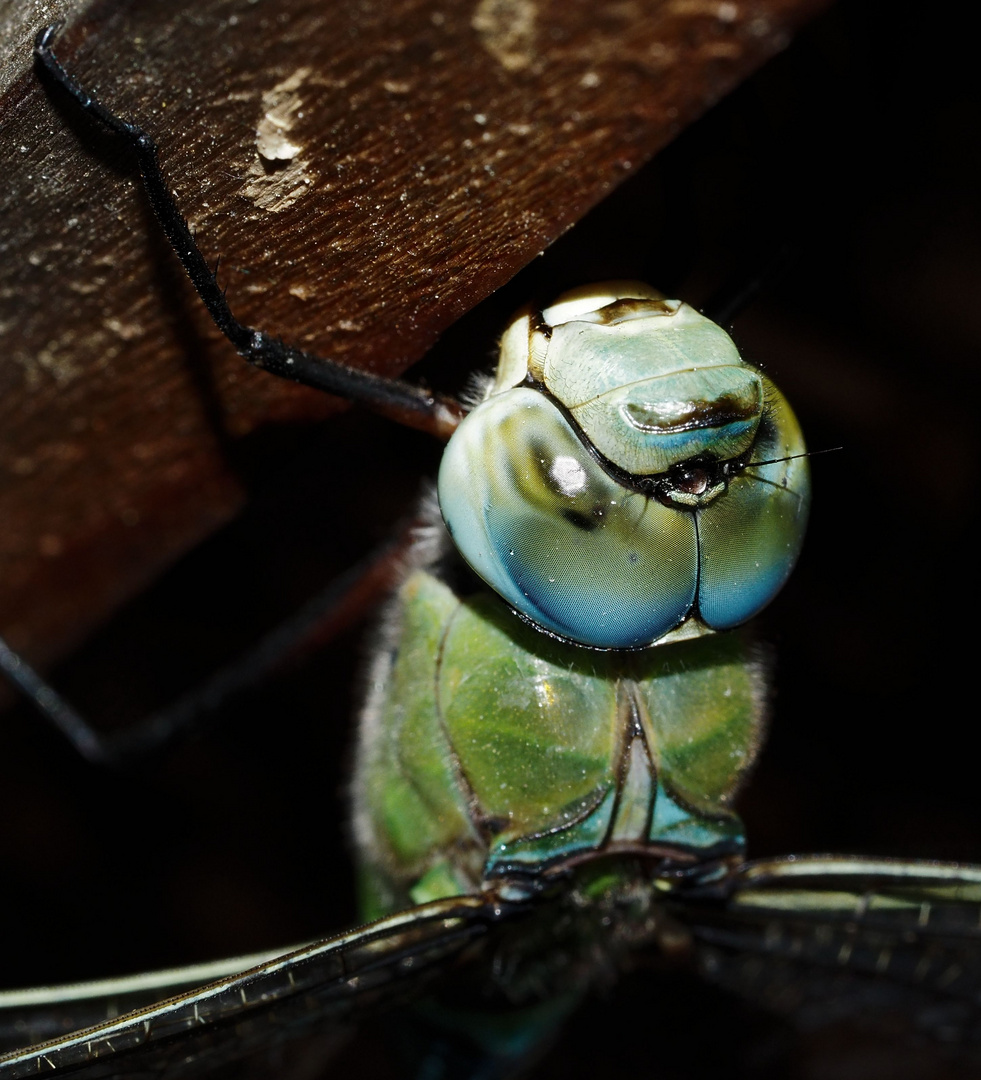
(0, 896, 509, 1078)
(9, 858, 981, 1076)
(676, 855, 981, 1051)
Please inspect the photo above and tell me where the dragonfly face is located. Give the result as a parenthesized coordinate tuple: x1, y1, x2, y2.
(439, 284, 809, 649)
(2, 7, 981, 1080)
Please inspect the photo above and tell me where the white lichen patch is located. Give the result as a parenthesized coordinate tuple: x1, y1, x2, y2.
(255, 67, 311, 162)
(15, 328, 120, 389)
(103, 316, 145, 341)
(472, 0, 537, 72)
(242, 67, 318, 212)
(382, 78, 414, 95)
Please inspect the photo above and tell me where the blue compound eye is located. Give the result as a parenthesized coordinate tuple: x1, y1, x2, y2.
(694, 383, 810, 631)
(437, 282, 810, 650)
(438, 389, 699, 649)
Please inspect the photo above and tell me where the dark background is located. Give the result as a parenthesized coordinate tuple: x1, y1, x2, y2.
(2, 0, 979, 1076)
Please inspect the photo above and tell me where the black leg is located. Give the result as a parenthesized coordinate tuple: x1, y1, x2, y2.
(33, 25, 464, 441)
(0, 637, 105, 763)
(0, 535, 406, 767)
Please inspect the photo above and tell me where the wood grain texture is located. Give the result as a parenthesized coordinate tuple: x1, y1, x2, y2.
(0, 0, 826, 665)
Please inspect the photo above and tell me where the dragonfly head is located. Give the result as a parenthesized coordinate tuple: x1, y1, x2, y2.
(437, 282, 810, 650)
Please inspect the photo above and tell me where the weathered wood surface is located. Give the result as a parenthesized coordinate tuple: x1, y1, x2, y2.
(0, 0, 827, 665)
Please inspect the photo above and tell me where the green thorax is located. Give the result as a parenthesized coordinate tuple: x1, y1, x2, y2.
(354, 564, 766, 920)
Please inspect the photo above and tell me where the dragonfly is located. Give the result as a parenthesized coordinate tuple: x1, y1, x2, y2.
(2, 17, 981, 1080)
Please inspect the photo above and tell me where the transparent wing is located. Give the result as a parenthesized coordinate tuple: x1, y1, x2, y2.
(675, 855, 981, 1054)
(0, 896, 508, 1079)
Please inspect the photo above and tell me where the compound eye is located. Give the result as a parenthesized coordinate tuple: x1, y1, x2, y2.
(437, 389, 699, 649)
(696, 380, 810, 630)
